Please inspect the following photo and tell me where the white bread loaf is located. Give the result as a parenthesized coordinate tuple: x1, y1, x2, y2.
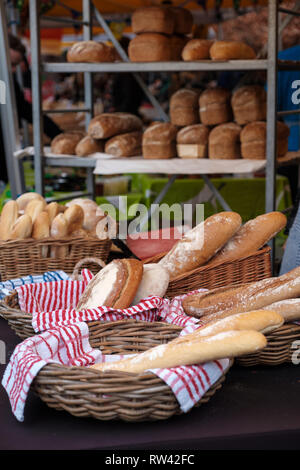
(16, 192, 45, 212)
(9, 214, 33, 240)
(132, 264, 170, 305)
(0, 200, 19, 240)
(65, 198, 105, 232)
(25, 199, 47, 223)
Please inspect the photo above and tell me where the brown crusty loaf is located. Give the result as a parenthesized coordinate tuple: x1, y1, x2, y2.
(182, 39, 215, 61)
(143, 122, 178, 159)
(177, 124, 210, 158)
(182, 266, 300, 322)
(262, 299, 300, 323)
(209, 122, 241, 159)
(210, 40, 256, 60)
(75, 136, 104, 156)
(207, 211, 287, 266)
(105, 131, 142, 157)
(131, 6, 175, 35)
(199, 88, 232, 126)
(171, 6, 193, 35)
(90, 329, 267, 374)
(158, 211, 242, 280)
(240, 121, 289, 159)
(169, 89, 200, 127)
(76, 258, 143, 310)
(88, 113, 143, 140)
(51, 131, 86, 155)
(231, 85, 267, 125)
(128, 33, 172, 62)
(170, 35, 189, 61)
(67, 40, 115, 63)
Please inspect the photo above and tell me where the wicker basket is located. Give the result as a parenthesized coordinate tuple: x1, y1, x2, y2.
(0, 236, 112, 281)
(145, 246, 272, 298)
(32, 320, 232, 421)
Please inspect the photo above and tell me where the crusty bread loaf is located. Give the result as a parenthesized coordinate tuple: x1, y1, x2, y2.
(128, 33, 172, 62)
(104, 131, 142, 157)
(170, 35, 189, 61)
(45, 202, 60, 224)
(25, 199, 47, 224)
(231, 85, 267, 125)
(262, 299, 300, 323)
(240, 121, 289, 159)
(169, 89, 200, 127)
(207, 211, 287, 266)
(67, 40, 115, 63)
(158, 211, 242, 280)
(50, 213, 69, 258)
(182, 39, 214, 61)
(63, 204, 84, 235)
(66, 198, 105, 232)
(89, 329, 267, 374)
(88, 113, 143, 140)
(182, 266, 300, 322)
(10, 214, 33, 240)
(51, 131, 86, 155)
(16, 192, 45, 212)
(131, 6, 175, 35)
(209, 122, 241, 159)
(132, 264, 170, 305)
(177, 124, 210, 158)
(143, 122, 178, 159)
(0, 200, 19, 240)
(210, 41, 256, 60)
(32, 211, 50, 240)
(199, 88, 232, 126)
(75, 136, 104, 156)
(76, 259, 143, 310)
(171, 6, 193, 35)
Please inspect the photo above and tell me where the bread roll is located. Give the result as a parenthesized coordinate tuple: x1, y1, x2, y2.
(207, 211, 287, 266)
(143, 122, 178, 159)
(158, 211, 242, 280)
(231, 85, 267, 125)
(45, 202, 60, 224)
(128, 33, 172, 62)
(132, 264, 170, 305)
(131, 6, 175, 35)
(32, 211, 50, 240)
(170, 35, 189, 61)
(63, 204, 84, 235)
(25, 199, 47, 224)
(210, 41, 256, 60)
(262, 299, 300, 323)
(76, 259, 143, 310)
(10, 214, 33, 240)
(169, 89, 200, 127)
(51, 131, 86, 155)
(171, 6, 193, 35)
(209, 122, 241, 159)
(177, 124, 210, 158)
(65, 198, 105, 232)
(0, 200, 19, 240)
(182, 39, 214, 61)
(182, 266, 300, 321)
(90, 330, 267, 374)
(240, 121, 289, 159)
(75, 136, 104, 157)
(67, 40, 115, 63)
(88, 113, 143, 139)
(50, 213, 69, 258)
(199, 88, 232, 126)
(16, 192, 45, 212)
(104, 131, 142, 157)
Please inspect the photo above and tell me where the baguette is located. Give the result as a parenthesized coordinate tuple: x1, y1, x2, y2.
(25, 199, 47, 224)
(207, 211, 287, 266)
(32, 211, 50, 257)
(50, 213, 69, 258)
(182, 266, 300, 322)
(89, 330, 267, 374)
(0, 200, 19, 240)
(45, 202, 60, 224)
(9, 214, 33, 240)
(63, 204, 84, 235)
(158, 212, 242, 280)
(262, 299, 300, 323)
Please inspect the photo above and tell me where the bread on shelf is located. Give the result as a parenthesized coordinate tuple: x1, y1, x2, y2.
(142, 122, 178, 159)
(88, 113, 143, 139)
(209, 40, 256, 60)
(199, 87, 232, 126)
(75, 136, 104, 157)
(182, 39, 214, 61)
(170, 6, 194, 35)
(208, 122, 242, 159)
(131, 6, 175, 35)
(128, 33, 172, 62)
(51, 131, 86, 155)
(177, 124, 210, 158)
(231, 85, 267, 125)
(104, 131, 143, 157)
(240, 121, 290, 159)
(169, 89, 200, 127)
(67, 40, 116, 63)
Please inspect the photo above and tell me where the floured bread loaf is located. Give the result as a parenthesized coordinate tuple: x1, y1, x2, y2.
(158, 212, 242, 280)
(88, 113, 143, 140)
(76, 259, 143, 310)
(132, 264, 170, 305)
(262, 299, 300, 323)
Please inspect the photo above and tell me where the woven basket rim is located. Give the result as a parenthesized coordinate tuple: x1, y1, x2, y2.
(0, 236, 112, 247)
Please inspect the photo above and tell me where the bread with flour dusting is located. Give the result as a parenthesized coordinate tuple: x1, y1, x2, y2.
(76, 258, 143, 310)
(132, 264, 170, 305)
(158, 212, 242, 280)
(262, 299, 300, 323)
(88, 113, 143, 140)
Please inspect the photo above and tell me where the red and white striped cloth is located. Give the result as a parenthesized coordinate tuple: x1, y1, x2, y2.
(2, 320, 229, 422)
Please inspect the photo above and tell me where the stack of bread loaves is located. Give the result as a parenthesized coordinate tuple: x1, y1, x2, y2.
(129, 5, 193, 62)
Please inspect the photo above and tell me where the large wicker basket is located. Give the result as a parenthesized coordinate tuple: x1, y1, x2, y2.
(31, 320, 232, 422)
(0, 236, 112, 281)
(145, 246, 272, 298)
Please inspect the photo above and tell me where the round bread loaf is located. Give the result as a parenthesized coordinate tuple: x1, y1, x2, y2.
(51, 131, 86, 155)
(131, 6, 175, 35)
(105, 131, 142, 157)
(199, 87, 232, 126)
(208, 122, 242, 159)
(170, 89, 200, 126)
(240, 121, 290, 159)
(231, 85, 267, 125)
(210, 41, 256, 60)
(182, 39, 215, 61)
(75, 136, 104, 156)
(177, 124, 210, 158)
(128, 33, 172, 62)
(16, 192, 46, 212)
(142, 122, 178, 159)
(88, 113, 143, 139)
(67, 41, 115, 63)
(132, 264, 170, 305)
(171, 6, 193, 35)
(76, 258, 143, 310)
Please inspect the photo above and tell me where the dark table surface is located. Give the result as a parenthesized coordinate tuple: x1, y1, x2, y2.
(1, 316, 300, 451)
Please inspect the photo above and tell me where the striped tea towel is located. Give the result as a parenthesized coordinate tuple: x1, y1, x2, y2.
(2, 320, 230, 422)
(0, 271, 70, 300)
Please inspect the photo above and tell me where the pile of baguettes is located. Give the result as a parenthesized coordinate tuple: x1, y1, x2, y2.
(0, 193, 115, 253)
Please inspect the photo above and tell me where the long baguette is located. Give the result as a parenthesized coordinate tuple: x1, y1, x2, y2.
(262, 299, 300, 323)
(89, 330, 267, 374)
